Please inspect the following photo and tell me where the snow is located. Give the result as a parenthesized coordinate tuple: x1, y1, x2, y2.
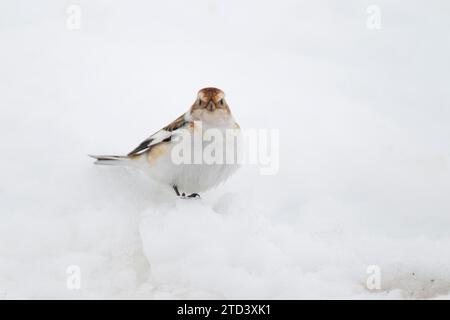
(1, 0, 450, 299)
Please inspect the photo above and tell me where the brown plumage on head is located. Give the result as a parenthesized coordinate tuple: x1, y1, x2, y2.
(191, 87, 230, 113)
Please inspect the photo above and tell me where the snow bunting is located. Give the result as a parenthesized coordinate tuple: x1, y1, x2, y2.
(90, 87, 241, 198)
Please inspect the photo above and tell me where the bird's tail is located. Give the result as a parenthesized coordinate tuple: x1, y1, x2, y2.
(89, 154, 132, 166)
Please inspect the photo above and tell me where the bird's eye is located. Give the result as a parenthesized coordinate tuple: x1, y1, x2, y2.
(219, 99, 224, 106)
(198, 100, 202, 106)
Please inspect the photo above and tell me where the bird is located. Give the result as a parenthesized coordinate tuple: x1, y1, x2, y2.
(90, 87, 241, 198)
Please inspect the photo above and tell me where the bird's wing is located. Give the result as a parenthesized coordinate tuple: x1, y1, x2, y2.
(127, 114, 187, 157)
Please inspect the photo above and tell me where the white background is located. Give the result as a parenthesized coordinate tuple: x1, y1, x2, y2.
(1, 0, 450, 298)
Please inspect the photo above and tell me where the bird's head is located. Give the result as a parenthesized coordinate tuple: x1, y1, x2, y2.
(189, 87, 233, 124)
(192, 87, 229, 113)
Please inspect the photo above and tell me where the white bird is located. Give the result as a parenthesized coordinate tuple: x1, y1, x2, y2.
(90, 87, 241, 198)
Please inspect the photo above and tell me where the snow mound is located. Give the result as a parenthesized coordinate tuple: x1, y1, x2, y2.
(140, 195, 450, 299)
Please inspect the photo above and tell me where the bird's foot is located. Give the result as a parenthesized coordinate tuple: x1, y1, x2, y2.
(187, 193, 200, 198)
(173, 186, 200, 199)
(179, 192, 200, 199)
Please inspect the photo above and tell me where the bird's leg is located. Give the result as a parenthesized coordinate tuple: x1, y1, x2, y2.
(173, 185, 181, 196)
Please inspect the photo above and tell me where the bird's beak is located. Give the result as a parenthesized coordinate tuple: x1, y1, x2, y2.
(206, 100, 216, 111)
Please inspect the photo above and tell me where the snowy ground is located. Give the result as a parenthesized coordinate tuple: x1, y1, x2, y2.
(1, 1, 450, 299)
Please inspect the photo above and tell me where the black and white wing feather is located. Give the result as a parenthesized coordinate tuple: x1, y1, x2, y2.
(127, 114, 187, 157)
